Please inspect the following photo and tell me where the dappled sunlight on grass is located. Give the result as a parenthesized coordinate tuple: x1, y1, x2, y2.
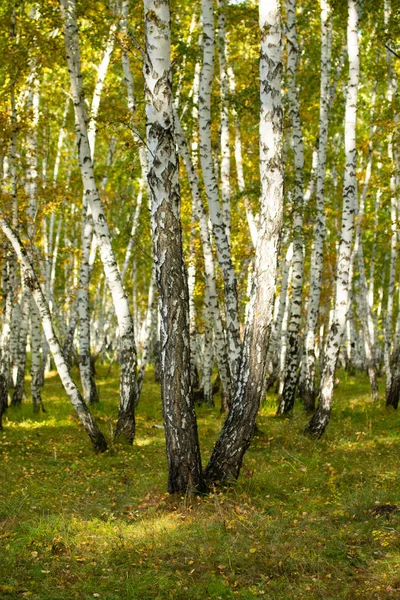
(1, 367, 400, 598)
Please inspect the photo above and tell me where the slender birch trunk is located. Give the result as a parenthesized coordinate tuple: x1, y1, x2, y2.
(23, 79, 44, 412)
(77, 204, 99, 404)
(77, 25, 115, 405)
(199, 0, 241, 385)
(298, 0, 332, 412)
(0, 218, 107, 452)
(384, 0, 400, 407)
(143, 0, 205, 494)
(305, 0, 359, 438)
(136, 266, 156, 398)
(277, 0, 305, 414)
(217, 0, 231, 244)
(353, 95, 379, 401)
(228, 67, 258, 247)
(60, 0, 138, 443)
(5, 15, 20, 389)
(205, 0, 283, 484)
(12, 291, 29, 404)
(173, 108, 232, 409)
(0, 350, 7, 429)
(266, 243, 293, 390)
(384, 0, 398, 397)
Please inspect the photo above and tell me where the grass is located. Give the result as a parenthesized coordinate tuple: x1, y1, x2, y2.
(1, 366, 400, 599)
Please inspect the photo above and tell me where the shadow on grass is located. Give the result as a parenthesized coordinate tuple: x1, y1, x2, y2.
(1, 369, 400, 599)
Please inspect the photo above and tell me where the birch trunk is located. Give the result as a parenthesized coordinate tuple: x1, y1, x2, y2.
(26, 79, 44, 412)
(0, 351, 7, 429)
(76, 25, 115, 405)
(384, 0, 398, 396)
(136, 266, 156, 398)
(384, 0, 400, 407)
(200, 0, 241, 385)
(77, 206, 99, 404)
(228, 67, 258, 247)
(0, 218, 107, 452)
(173, 108, 232, 409)
(266, 243, 293, 390)
(11, 291, 29, 404)
(217, 0, 231, 244)
(353, 98, 379, 401)
(205, 0, 283, 484)
(277, 0, 305, 414)
(60, 0, 138, 443)
(305, 0, 359, 438)
(298, 0, 332, 412)
(143, 0, 205, 494)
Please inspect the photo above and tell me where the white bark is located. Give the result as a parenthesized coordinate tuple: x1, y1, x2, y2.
(0, 217, 108, 452)
(199, 0, 241, 385)
(60, 0, 138, 442)
(205, 0, 283, 483)
(384, 0, 398, 393)
(299, 0, 332, 411)
(306, 0, 359, 437)
(87, 23, 117, 158)
(173, 107, 232, 408)
(353, 91, 379, 400)
(277, 0, 306, 414)
(26, 79, 43, 412)
(217, 0, 231, 244)
(228, 66, 258, 247)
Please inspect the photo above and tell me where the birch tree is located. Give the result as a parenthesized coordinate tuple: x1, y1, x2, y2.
(298, 0, 332, 412)
(205, 0, 283, 484)
(60, 0, 138, 443)
(277, 0, 305, 415)
(305, 0, 359, 438)
(200, 0, 241, 386)
(143, 0, 205, 494)
(0, 217, 107, 452)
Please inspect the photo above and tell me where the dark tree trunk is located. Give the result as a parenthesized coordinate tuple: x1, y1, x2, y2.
(386, 346, 400, 409)
(144, 0, 205, 494)
(0, 358, 8, 430)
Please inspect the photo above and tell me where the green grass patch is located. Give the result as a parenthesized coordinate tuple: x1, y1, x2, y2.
(1, 367, 400, 599)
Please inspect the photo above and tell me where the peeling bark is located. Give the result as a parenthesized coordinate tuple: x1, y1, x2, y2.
(143, 0, 205, 494)
(205, 0, 283, 484)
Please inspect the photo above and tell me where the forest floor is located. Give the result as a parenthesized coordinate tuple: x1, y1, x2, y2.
(1, 367, 400, 599)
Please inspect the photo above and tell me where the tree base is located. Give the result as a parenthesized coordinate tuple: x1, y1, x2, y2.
(114, 412, 135, 445)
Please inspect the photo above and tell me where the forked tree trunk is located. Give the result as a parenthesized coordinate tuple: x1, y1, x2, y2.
(205, 0, 283, 484)
(0, 218, 107, 452)
(305, 0, 359, 438)
(143, 0, 205, 494)
(60, 0, 138, 443)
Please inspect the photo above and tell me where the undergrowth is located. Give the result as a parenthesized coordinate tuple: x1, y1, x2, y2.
(1, 367, 400, 599)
